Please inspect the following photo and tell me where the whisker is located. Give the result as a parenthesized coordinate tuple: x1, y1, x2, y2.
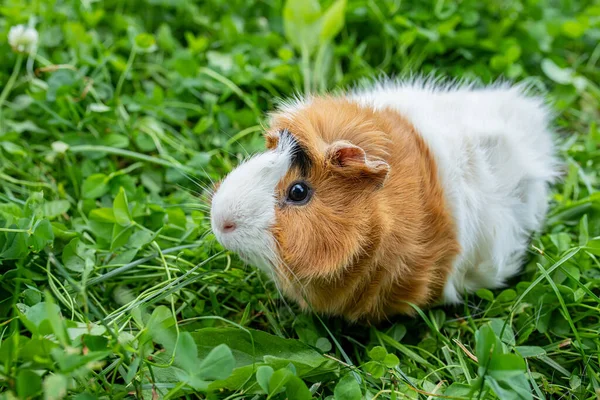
(262, 249, 295, 314)
(173, 182, 216, 209)
(173, 167, 216, 193)
(217, 127, 253, 158)
(262, 245, 307, 312)
(175, 183, 206, 198)
(176, 203, 212, 211)
(190, 163, 216, 188)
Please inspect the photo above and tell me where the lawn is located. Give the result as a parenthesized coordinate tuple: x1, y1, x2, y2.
(0, 0, 599, 399)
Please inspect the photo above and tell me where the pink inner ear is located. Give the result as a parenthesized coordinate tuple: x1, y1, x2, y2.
(328, 141, 390, 185)
(335, 146, 365, 165)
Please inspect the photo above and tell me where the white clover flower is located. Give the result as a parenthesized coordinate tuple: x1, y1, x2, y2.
(51, 141, 69, 153)
(8, 24, 39, 54)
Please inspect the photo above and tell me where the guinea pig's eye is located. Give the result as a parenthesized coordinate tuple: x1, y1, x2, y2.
(286, 181, 312, 205)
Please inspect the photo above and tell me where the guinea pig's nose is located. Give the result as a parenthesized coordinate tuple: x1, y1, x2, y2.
(221, 221, 237, 233)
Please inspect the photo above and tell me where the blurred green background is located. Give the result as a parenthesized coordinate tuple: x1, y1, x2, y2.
(0, 0, 599, 399)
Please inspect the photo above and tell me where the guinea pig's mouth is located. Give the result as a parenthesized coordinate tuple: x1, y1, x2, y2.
(210, 221, 277, 274)
(233, 247, 276, 274)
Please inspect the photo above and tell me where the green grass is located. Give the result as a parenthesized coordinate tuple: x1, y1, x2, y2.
(1, 0, 599, 399)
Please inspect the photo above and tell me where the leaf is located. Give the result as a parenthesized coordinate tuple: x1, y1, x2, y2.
(175, 332, 200, 373)
(102, 133, 129, 148)
(110, 223, 133, 250)
(146, 306, 177, 354)
(269, 368, 294, 395)
(283, 0, 322, 54)
(383, 353, 399, 368)
(23, 301, 62, 333)
(113, 187, 132, 226)
(0, 230, 28, 260)
(368, 346, 387, 361)
(444, 383, 473, 396)
(62, 238, 94, 272)
(496, 289, 517, 303)
(17, 369, 43, 398)
(476, 288, 494, 301)
(82, 335, 109, 352)
(334, 374, 361, 400)
(197, 343, 235, 381)
(128, 229, 159, 248)
(45, 294, 68, 346)
(319, 0, 346, 43)
(389, 324, 406, 342)
(362, 361, 386, 379)
(286, 375, 313, 400)
(256, 366, 274, 393)
(0, 202, 22, 219)
(110, 248, 138, 264)
(29, 219, 54, 252)
(89, 208, 116, 223)
(475, 324, 531, 399)
(42, 200, 71, 218)
(475, 324, 501, 371)
(584, 239, 600, 256)
(24, 191, 44, 218)
(82, 174, 110, 199)
(486, 375, 532, 400)
(315, 337, 332, 352)
(166, 208, 186, 228)
(23, 288, 42, 306)
(125, 357, 141, 384)
(51, 222, 78, 241)
(487, 353, 527, 379)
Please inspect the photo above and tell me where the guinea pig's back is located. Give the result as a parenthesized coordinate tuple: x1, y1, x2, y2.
(350, 79, 559, 302)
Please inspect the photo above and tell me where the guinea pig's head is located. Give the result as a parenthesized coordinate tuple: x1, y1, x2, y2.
(210, 97, 392, 307)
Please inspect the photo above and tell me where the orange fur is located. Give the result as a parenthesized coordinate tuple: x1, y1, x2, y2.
(267, 97, 460, 323)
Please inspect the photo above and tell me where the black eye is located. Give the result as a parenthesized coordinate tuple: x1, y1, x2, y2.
(287, 182, 312, 204)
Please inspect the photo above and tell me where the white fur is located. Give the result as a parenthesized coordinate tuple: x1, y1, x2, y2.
(348, 79, 559, 302)
(210, 135, 294, 272)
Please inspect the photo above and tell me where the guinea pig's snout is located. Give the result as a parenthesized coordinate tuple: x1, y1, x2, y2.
(220, 220, 237, 233)
(210, 207, 239, 236)
(209, 151, 282, 269)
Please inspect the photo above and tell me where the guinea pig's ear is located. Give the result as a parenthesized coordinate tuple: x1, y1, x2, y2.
(326, 140, 389, 186)
(264, 130, 279, 149)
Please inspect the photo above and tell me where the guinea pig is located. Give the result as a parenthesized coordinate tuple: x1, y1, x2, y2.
(210, 79, 559, 323)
